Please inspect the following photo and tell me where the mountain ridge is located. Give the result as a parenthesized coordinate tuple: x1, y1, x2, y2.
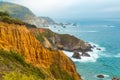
(0, 2, 56, 27)
(0, 2, 35, 20)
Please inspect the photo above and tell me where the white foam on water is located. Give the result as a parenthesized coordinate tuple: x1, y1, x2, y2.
(114, 53, 120, 57)
(103, 25, 116, 28)
(99, 53, 112, 57)
(89, 42, 106, 51)
(80, 31, 98, 33)
(62, 42, 105, 62)
(99, 52, 120, 58)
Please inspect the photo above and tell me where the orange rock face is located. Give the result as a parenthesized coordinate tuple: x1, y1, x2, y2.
(0, 22, 82, 80)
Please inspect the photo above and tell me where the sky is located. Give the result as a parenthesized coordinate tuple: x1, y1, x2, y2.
(2, 0, 120, 20)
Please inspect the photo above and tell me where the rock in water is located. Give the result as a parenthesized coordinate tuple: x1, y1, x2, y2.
(93, 45, 96, 48)
(97, 75, 104, 78)
(81, 52, 90, 57)
(112, 77, 120, 80)
(72, 51, 81, 59)
(97, 48, 101, 50)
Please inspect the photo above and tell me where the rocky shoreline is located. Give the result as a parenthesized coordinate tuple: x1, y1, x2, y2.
(71, 43, 101, 59)
(29, 28, 103, 60)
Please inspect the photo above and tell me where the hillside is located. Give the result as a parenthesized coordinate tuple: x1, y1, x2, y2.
(0, 2, 56, 27)
(29, 28, 91, 52)
(25, 17, 55, 27)
(0, 2, 35, 20)
(0, 11, 37, 28)
(0, 21, 81, 80)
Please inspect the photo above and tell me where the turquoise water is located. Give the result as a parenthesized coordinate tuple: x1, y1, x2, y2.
(49, 20, 120, 80)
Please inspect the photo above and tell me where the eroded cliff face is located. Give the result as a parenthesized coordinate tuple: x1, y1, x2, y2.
(0, 22, 81, 80)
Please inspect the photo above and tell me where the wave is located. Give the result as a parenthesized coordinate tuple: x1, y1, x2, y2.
(62, 42, 105, 62)
(56, 30, 98, 33)
(89, 42, 106, 51)
(89, 43, 120, 58)
(103, 25, 115, 28)
(79, 31, 98, 33)
(99, 52, 120, 58)
(114, 53, 120, 57)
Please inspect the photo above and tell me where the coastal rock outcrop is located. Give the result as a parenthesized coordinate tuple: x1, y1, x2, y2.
(112, 77, 120, 80)
(97, 74, 104, 78)
(72, 51, 81, 59)
(0, 21, 82, 80)
(29, 28, 91, 52)
(81, 52, 90, 57)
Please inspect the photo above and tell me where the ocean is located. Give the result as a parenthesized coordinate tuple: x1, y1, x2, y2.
(49, 19, 120, 80)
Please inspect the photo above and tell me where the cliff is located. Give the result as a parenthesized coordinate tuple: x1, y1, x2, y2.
(0, 21, 81, 80)
(29, 28, 91, 52)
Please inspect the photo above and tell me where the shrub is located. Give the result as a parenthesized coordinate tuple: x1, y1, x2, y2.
(50, 63, 74, 80)
(25, 23, 37, 28)
(36, 34, 44, 42)
(0, 49, 45, 79)
(3, 71, 35, 80)
(0, 49, 26, 66)
(0, 11, 25, 25)
(1, 16, 25, 25)
(0, 12, 9, 17)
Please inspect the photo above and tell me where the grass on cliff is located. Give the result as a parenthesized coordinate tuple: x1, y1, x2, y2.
(36, 34, 45, 42)
(0, 11, 25, 25)
(3, 71, 35, 80)
(36, 29, 55, 42)
(0, 49, 75, 80)
(0, 49, 45, 80)
(0, 11, 36, 28)
(50, 63, 74, 80)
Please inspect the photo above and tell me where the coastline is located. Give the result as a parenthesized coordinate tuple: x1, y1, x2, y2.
(62, 42, 105, 63)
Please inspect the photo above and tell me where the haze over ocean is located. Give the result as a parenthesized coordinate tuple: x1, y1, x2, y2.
(3, 0, 120, 20)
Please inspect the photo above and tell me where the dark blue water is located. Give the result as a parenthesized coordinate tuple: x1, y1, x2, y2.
(50, 19, 120, 80)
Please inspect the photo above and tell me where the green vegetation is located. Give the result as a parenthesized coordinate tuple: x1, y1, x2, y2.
(0, 11, 25, 25)
(25, 23, 37, 28)
(0, 2, 35, 20)
(1, 16, 25, 25)
(50, 63, 74, 80)
(35, 29, 75, 44)
(0, 11, 9, 17)
(3, 71, 35, 80)
(0, 49, 45, 80)
(42, 30, 54, 38)
(0, 11, 36, 28)
(0, 48, 74, 80)
(36, 34, 45, 42)
(0, 33, 77, 80)
(36, 29, 54, 43)
(59, 34, 73, 44)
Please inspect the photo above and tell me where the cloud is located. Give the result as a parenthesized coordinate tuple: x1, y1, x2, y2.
(3, 0, 120, 19)
(6, 0, 75, 11)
